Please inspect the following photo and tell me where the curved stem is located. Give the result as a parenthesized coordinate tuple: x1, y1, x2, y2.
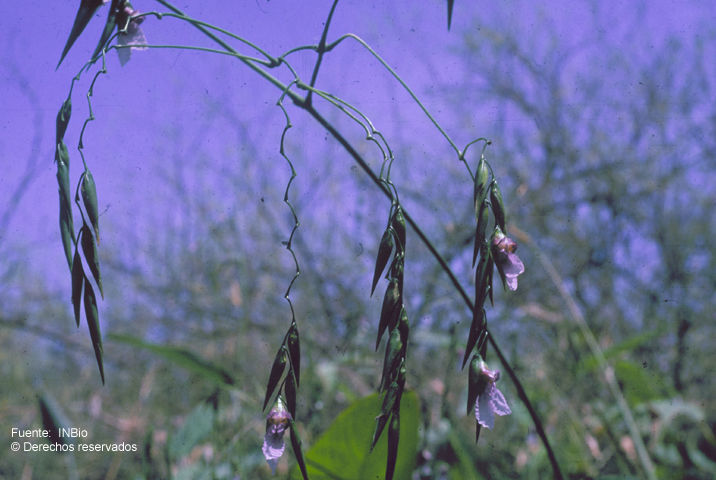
(123, 2, 564, 477)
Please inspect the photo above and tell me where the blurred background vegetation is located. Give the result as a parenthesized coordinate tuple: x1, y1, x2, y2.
(1, 1, 714, 479)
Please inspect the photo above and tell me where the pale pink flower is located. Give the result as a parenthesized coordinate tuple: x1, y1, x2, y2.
(474, 362, 511, 429)
(491, 230, 525, 291)
(263, 398, 291, 474)
(117, 4, 147, 66)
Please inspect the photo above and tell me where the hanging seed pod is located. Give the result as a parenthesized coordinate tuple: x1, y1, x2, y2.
(391, 206, 406, 253)
(71, 248, 84, 327)
(56, 142, 75, 270)
(80, 224, 103, 298)
(385, 412, 401, 480)
(474, 156, 490, 215)
(263, 348, 287, 411)
(286, 324, 301, 387)
(81, 169, 100, 243)
(56, 98, 72, 143)
(490, 181, 506, 231)
(284, 369, 298, 418)
(83, 280, 104, 384)
(377, 279, 401, 350)
(379, 328, 403, 392)
(371, 228, 394, 296)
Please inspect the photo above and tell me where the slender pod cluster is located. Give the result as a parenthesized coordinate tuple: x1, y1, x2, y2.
(463, 152, 523, 441)
(371, 202, 410, 480)
(259, 87, 309, 478)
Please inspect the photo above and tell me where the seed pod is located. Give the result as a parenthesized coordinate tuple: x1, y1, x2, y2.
(56, 98, 72, 143)
(371, 229, 394, 296)
(84, 280, 104, 384)
(80, 225, 103, 298)
(263, 348, 287, 411)
(490, 181, 506, 231)
(56, 142, 75, 270)
(376, 279, 401, 350)
(286, 324, 300, 387)
(81, 169, 100, 243)
(71, 248, 84, 327)
(386, 413, 400, 480)
(474, 156, 490, 215)
(391, 206, 406, 253)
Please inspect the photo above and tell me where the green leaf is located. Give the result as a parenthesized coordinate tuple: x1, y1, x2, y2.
(108, 333, 235, 387)
(83, 279, 104, 384)
(291, 391, 419, 480)
(57, 0, 105, 68)
(263, 347, 288, 410)
(371, 229, 394, 296)
(37, 391, 74, 445)
(168, 402, 215, 461)
(55, 98, 72, 142)
(80, 224, 103, 298)
(91, 0, 121, 61)
(71, 248, 84, 327)
(81, 169, 100, 243)
(55, 142, 75, 270)
(376, 279, 401, 350)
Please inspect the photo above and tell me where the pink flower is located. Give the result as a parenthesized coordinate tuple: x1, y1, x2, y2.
(117, 4, 147, 66)
(263, 398, 291, 474)
(491, 229, 525, 291)
(474, 361, 511, 429)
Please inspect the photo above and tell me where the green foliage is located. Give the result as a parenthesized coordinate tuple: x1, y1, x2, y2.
(291, 391, 419, 479)
(169, 402, 216, 461)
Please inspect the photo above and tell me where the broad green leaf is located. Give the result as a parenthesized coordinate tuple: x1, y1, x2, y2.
(80, 224, 103, 298)
(371, 229, 394, 296)
(614, 360, 665, 405)
(91, 0, 121, 61)
(38, 391, 73, 445)
(291, 391, 419, 480)
(57, 0, 105, 68)
(578, 328, 665, 373)
(81, 169, 100, 243)
(83, 280, 104, 384)
(55, 98, 72, 142)
(263, 347, 288, 410)
(108, 333, 235, 387)
(71, 248, 84, 327)
(168, 402, 215, 461)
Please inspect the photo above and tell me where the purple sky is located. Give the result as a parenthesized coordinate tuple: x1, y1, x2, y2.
(1, 0, 712, 291)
